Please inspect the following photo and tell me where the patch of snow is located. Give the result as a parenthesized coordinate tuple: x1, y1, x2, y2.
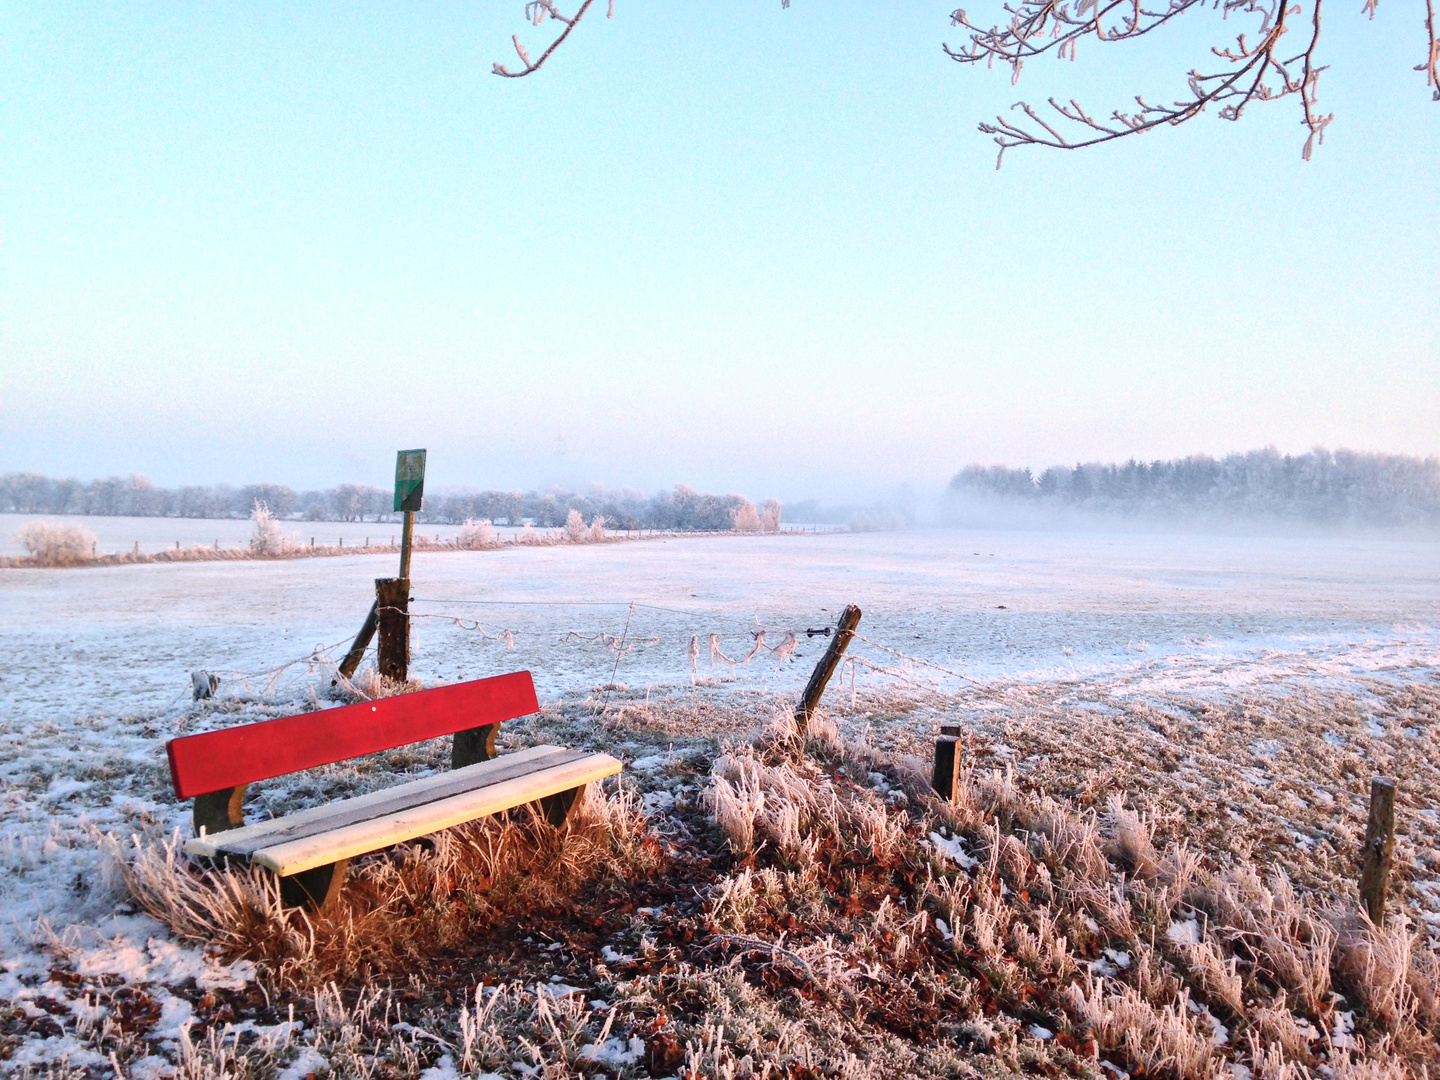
(1103, 948, 1131, 970)
(152, 989, 196, 1039)
(935, 918, 953, 942)
(1332, 1009, 1356, 1050)
(129, 1054, 176, 1080)
(278, 1048, 331, 1080)
(7, 1034, 110, 1070)
(534, 982, 585, 999)
(74, 937, 255, 991)
(928, 832, 977, 870)
(579, 1037, 646, 1066)
(1186, 999, 1228, 1045)
(1027, 1024, 1054, 1040)
(1166, 919, 1202, 946)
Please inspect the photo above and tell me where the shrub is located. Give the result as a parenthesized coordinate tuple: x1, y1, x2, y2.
(250, 500, 286, 554)
(587, 515, 607, 543)
(457, 518, 497, 548)
(563, 508, 587, 542)
(17, 520, 97, 565)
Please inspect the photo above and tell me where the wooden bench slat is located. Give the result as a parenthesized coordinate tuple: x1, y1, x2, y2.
(185, 745, 579, 858)
(244, 752, 622, 877)
(166, 672, 539, 798)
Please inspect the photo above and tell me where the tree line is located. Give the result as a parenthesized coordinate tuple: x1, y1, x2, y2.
(0, 472, 783, 532)
(948, 447, 1440, 527)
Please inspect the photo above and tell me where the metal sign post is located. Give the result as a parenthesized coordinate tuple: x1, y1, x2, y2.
(394, 449, 426, 580)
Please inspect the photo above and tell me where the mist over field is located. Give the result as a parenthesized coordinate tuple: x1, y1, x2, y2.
(7, 445, 1439, 537)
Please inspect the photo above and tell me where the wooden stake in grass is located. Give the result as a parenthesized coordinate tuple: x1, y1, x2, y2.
(794, 604, 861, 733)
(1360, 776, 1397, 927)
(933, 723, 963, 801)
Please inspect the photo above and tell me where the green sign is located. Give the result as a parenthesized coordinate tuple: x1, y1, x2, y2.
(394, 449, 426, 512)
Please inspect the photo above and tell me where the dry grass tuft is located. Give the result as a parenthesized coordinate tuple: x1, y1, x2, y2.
(111, 781, 655, 987)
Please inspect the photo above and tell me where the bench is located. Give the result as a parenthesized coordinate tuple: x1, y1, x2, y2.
(165, 671, 621, 910)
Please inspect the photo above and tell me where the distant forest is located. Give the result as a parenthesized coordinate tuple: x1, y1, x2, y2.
(0, 473, 780, 532)
(949, 448, 1440, 527)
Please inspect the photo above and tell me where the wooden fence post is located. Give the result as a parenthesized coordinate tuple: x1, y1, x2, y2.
(794, 604, 861, 733)
(376, 577, 410, 683)
(1359, 776, 1397, 927)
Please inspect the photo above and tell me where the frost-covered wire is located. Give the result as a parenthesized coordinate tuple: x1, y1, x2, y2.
(853, 635, 982, 685)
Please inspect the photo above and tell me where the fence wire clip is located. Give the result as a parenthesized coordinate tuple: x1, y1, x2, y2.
(805, 627, 833, 638)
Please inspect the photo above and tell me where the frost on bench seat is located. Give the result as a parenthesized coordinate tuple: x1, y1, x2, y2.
(187, 744, 622, 877)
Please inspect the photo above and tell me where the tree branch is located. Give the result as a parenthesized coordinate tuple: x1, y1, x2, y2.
(1420, 0, 1440, 99)
(492, 0, 605, 78)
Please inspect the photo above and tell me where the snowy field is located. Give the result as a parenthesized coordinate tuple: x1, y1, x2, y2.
(2, 526, 1439, 1076)
(4, 527, 1438, 724)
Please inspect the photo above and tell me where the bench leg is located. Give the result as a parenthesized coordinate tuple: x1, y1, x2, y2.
(194, 785, 248, 838)
(539, 785, 584, 828)
(279, 859, 349, 912)
(452, 723, 498, 769)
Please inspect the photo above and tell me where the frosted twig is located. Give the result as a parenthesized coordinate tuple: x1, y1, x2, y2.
(493, 0, 606, 78)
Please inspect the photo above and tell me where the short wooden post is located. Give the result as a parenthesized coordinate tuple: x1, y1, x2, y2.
(375, 577, 410, 682)
(933, 737, 962, 801)
(1359, 776, 1397, 927)
(794, 604, 861, 733)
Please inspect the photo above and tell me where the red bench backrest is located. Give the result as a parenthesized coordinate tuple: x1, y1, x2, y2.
(165, 671, 539, 799)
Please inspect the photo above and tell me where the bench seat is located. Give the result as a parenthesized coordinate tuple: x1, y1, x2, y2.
(187, 744, 621, 876)
(166, 671, 622, 910)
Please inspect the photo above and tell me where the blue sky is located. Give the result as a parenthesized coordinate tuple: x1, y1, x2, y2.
(2, 1, 1436, 501)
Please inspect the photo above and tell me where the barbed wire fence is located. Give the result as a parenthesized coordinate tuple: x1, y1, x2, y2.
(175, 592, 1437, 897)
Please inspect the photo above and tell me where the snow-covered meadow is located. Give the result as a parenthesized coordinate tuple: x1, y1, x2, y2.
(6, 527, 1438, 721)
(3, 526, 1439, 1077)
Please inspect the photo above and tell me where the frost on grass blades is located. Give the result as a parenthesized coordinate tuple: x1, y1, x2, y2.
(2, 530, 1438, 1078)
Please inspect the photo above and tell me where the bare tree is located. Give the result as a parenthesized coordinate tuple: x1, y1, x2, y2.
(494, 1, 1437, 162)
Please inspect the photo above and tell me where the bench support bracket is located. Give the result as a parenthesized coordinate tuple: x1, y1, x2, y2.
(452, 724, 499, 769)
(280, 860, 350, 912)
(194, 786, 248, 838)
(539, 785, 584, 828)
